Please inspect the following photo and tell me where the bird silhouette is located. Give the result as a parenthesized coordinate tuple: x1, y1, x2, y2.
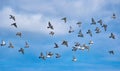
(0, 40, 6, 46)
(11, 23, 17, 28)
(24, 42, 29, 48)
(86, 29, 92, 37)
(72, 56, 77, 62)
(18, 48, 24, 54)
(55, 53, 61, 58)
(47, 21, 54, 30)
(112, 13, 116, 19)
(109, 33, 115, 39)
(97, 19, 103, 26)
(9, 15, 15, 21)
(95, 27, 101, 33)
(54, 43, 59, 48)
(109, 50, 114, 55)
(16, 32, 22, 37)
(61, 17, 67, 23)
(8, 42, 14, 48)
(68, 26, 74, 33)
(76, 22, 82, 27)
(78, 30, 84, 37)
(102, 24, 107, 31)
(91, 18, 96, 25)
(61, 40, 68, 47)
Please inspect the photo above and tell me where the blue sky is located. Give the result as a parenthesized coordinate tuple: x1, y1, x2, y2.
(0, 0, 120, 71)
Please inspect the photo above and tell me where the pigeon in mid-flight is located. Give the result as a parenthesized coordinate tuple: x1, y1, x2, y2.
(109, 33, 115, 39)
(49, 31, 54, 36)
(61, 17, 67, 23)
(54, 43, 59, 48)
(112, 13, 116, 19)
(0, 40, 6, 46)
(16, 32, 22, 37)
(8, 42, 14, 48)
(9, 15, 15, 21)
(72, 56, 77, 62)
(91, 18, 96, 25)
(68, 26, 74, 33)
(97, 19, 103, 26)
(78, 30, 84, 37)
(11, 23, 17, 28)
(46, 52, 53, 58)
(39, 52, 46, 60)
(109, 50, 114, 55)
(55, 53, 61, 58)
(102, 24, 107, 31)
(18, 48, 24, 54)
(76, 22, 82, 27)
(24, 42, 29, 48)
(86, 29, 92, 37)
(61, 40, 68, 47)
(95, 27, 101, 33)
(47, 21, 54, 30)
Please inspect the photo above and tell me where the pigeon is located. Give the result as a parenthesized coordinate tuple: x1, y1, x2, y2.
(46, 52, 53, 58)
(47, 21, 54, 30)
(8, 42, 14, 48)
(54, 43, 59, 48)
(18, 48, 24, 54)
(86, 29, 92, 37)
(109, 50, 114, 55)
(74, 42, 80, 47)
(0, 40, 6, 46)
(102, 24, 107, 31)
(68, 26, 74, 33)
(97, 19, 103, 26)
(49, 31, 54, 36)
(72, 56, 77, 62)
(61, 40, 68, 47)
(24, 42, 29, 48)
(78, 30, 84, 37)
(55, 53, 61, 58)
(83, 44, 90, 51)
(112, 13, 116, 19)
(76, 22, 82, 27)
(11, 23, 17, 28)
(16, 32, 22, 37)
(39, 52, 46, 60)
(89, 40, 94, 45)
(95, 27, 101, 33)
(91, 18, 96, 25)
(109, 33, 115, 39)
(61, 17, 66, 23)
(9, 15, 15, 21)
(72, 46, 78, 51)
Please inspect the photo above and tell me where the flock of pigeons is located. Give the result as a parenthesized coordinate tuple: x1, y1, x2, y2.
(1, 15, 29, 54)
(0, 13, 117, 62)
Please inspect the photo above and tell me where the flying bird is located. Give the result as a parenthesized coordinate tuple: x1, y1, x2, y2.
(18, 48, 24, 54)
(83, 44, 90, 51)
(72, 46, 78, 51)
(68, 26, 74, 33)
(11, 23, 17, 28)
(102, 24, 107, 31)
(109, 50, 114, 55)
(16, 32, 22, 37)
(72, 56, 77, 62)
(109, 33, 115, 39)
(55, 53, 61, 58)
(9, 15, 15, 21)
(76, 22, 82, 27)
(54, 43, 59, 48)
(61, 40, 68, 47)
(24, 42, 29, 48)
(61, 17, 67, 23)
(95, 27, 101, 33)
(39, 52, 46, 60)
(86, 29, 92, 37)
(112, 13, 116, 19)
(49, 31, 54, 36)
(78, 30, 84, 37)
(91, 18, 96, 25)
(46, 52, 53, 58)
(8, 42, 14, 48)
(47, 21, 54, 30)
(88, 40, 94, 45)
(97, 19, 103, 26)
(0, 40, 6, 46)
